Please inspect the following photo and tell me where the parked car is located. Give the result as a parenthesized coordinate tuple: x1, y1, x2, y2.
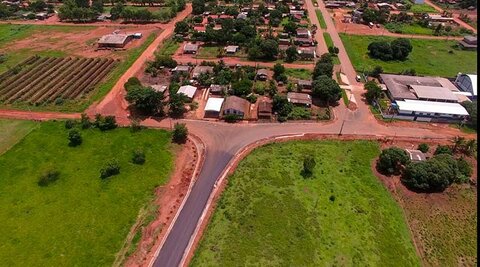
(355, 75, 361, 82)
(368, 22, 374, 28)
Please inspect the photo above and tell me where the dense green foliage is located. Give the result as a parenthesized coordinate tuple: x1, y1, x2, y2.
(172, 123, 188, 144)
(368, 38, 413, 61)
(364, 81, 382, 103)
(68, 129, 82, 147)
(376, 147, 410, 175)
(312, 75, 342, 105)
(312, 53, 334, 79)
(417, 143, 429, 153)
(100, 159, 121, 179)
(192, 141, 420, 266)
(125, 79, 166, 116)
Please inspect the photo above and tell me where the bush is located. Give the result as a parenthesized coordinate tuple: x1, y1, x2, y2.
(376, 147, 410, 175)
(417, 143, 429, 153)
(224, 114, 240, 123)
(130, 119, 144, 132)
(132, 149, 146, 165)
(172, 123, 188, 144)
(65, 119, 76, 129)
(246, 94, 257, 104)
(368, 38, 412, 61)
(434, 145, 452, 155)
(456, 157, 472, 178)
(68, 129, 82, 147)
(95, 114, 117, 131)
(100, 160, 120, 179)
(80, 113, 91, 129)
(38, 169, 60, 187)
(364, 81, 382, 103)
(302, 154, 316, 178)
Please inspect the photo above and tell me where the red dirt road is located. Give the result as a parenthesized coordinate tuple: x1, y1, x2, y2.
(86, 4, 193, 118)
(0, 109, 80, 120)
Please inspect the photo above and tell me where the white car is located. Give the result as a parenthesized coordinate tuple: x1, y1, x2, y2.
(355, 75, 361, 82)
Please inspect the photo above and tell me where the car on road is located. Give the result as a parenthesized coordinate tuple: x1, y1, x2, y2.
(355, 75, 362, 82)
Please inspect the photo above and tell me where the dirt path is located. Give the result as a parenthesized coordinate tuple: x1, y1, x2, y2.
(0, 109, 81, 120)
(87, 4, 192, 118)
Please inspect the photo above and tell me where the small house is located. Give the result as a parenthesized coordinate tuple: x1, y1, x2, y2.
(296, 28, 310, 38)
(298, 47, 316, 60)
(224, 45, 239, 54)
(279, 38, 291, 45)
(458, 35, 477, 50)
(257, 100, 273, 119)
(177, 85, 197, 100)
(256, 69, 269, 81)
(222, 96, 250, 119)
(287, 92, 312, 107)
(183, 43, 199, 54)
(172, 65, 191, 74)
(192, 66, 214, 79)
(98, 34, 132, 48)
(297, 79, 313, 91)
(294, 37, 314, 46)
(209, 84, 227, 95)
(204, 97, 224, 118)
(150, 84, 167, 93)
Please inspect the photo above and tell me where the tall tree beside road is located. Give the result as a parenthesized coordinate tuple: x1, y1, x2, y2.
(172, 123, 188, 144)
(312, 53, 334, 79)
(285, 45, 298, 63)
(312, 75, 342, 105)
(364, 81, 382, 103)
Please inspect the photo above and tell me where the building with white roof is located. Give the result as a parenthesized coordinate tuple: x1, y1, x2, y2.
(177, 85, 197, 99)
(204, 97, 224, 118)
(455, 73, 477, 99)
(395, 99, 469, 122)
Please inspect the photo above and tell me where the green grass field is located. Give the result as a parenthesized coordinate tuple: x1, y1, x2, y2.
(409, 4, 439, 13)
(0, 121, 174, 266)
(340, 34, 478, 77)
(0, 119, 38, 154)
(322, 32, 341, 64)
(316, 10, 327, 29)
(285, 68, 312, 80)
(192, 140, 420, 266)
(384, 22, 434, 35)
(197, 46, 220, 59)
(156, 38, 180, 56)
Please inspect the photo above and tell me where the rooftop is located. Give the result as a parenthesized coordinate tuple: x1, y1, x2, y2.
(405, 149, 426, 161)
(98, 34, 129, 45)
(409, 85, 458, 102)
(258, 100, 272, 113)
(395, 99, 469, 116)
(177, 85, 197, 99)
(184, 43, 199, 52)
(287, 92, 312, 105)
(256, 69, 268, 76)
(380, 74, 458, 100)
(223, 96, 250, 113)
(192, 66, 214, 77)
(204, 97, 224, 112)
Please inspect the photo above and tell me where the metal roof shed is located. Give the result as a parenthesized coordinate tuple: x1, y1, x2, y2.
(177, 85, 197, 99)
(396, 99, 469, 116)
(204, 97, 224, 112)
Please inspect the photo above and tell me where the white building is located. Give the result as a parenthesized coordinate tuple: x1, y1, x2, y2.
(394, 99, 469, 122)
(204, 97, 224, 118)
(177, 85, 197, 100)
(455, 73, 477, 99)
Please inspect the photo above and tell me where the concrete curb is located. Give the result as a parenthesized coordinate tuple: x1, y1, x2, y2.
(147, 133, 206, 267)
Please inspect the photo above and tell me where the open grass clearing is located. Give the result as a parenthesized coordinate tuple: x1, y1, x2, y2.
(384, 22, 434, 35)
(196, 46, 221, 59)
(0, 121, 174, 266)
(192, 140, 420, 266)
(315, 9, 327, 29)
(340, 33, 477, 77)
(0, 119, 38, 155)
(285, 68, 312, 80)
(409, 4, 439, 13)
(156, 38, 180, 56)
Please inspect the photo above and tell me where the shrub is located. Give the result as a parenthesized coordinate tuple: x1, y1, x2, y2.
(364, 81, 382, 103)
(224, 114, 240, 123)
(456, 157, 472, 178)
(95, 114, 117, 131)
(329, 195, 335, 202)
(38, 169, 60, 187)
(302, 154, 316, 178)
(434, 145, 452, 155)
(80, 113, 91, 129)
(246, 94, 257, 104)
(65, 119, 76, 129)
(68, 129, 82, 147)
(417, 143, 429, 153)
(100, 159, 120, 179)
(376, 147, 410, 175)
(172, 123, 188, 144)
(130, 119, 144, 132)
(132, 149, 146, 165)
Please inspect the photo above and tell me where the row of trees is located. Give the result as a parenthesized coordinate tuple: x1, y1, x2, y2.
(58, 0, 103, 21)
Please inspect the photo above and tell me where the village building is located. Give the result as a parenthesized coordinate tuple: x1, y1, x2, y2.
(171, 65, 191, 74)
(150, 84, 168, 93)
(257, 100, 273, 119)
(192, 66, 214, 79)
(209, 84, 227, 95)
(224, 45, 239, 54)
(297, 79, 313, 91)
(204, 97, 224, 118)
(222, 96, 250, 119)
(296, 28, 311, 38)
(454, 73, 477, 99)
(183, 43, 199, 54)
(256, 69, 269, 81)
(298, 47, 316, 60)
(458, 35, 477, 50)
(98, 34, 132, 48)
(287, 92, 312, 107)
(405, 149, 427, 162)
(177, 85, 197, 100)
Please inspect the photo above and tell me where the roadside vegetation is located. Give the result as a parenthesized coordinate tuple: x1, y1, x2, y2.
(340, 34, 477, 77)
(315, 9, 327, 29)
(0, 120, 174, 266)
(192, 140, 420, 266)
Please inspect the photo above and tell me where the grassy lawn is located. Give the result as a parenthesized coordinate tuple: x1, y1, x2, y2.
(0, 121, 174, 266)
(384, 22, 434, 35)
(285, 68, 312, 80)
(340, 34, 478, 77)
(0, 119, 38, 155)
(156, 38, 180, 56)
(409, 4, 439, 13)
(0, 32, 157, 113)
(192, 140, 420, 266)
(196, 46, 221, 59)
(322, 32, 340, 64)
(315, 10, 327, 29)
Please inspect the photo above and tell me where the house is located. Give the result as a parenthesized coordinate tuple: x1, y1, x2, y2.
(172, 65, 190, 74)
(297, 79, 313, 91)
(237, 12, 248, 20)
(98, 34, 132, 48)
(204, 97, 224, 118)
(458, 35, 477, 50)
(298, 47, 316, 60)
(325, 2, 341, 8)
(192, 66, 214, 79)
(177, 85, 197, 100)
(209, 84, 227, 95)
(287, 92, 312, 107)
(257, 100, 273, 119)
(183, 43, 199, 54)
(294, 37, 314, 46)
(296, 28, 311, 38)
(35, 12, 49, 20)
(376, 3, 395, 10)
(256, 69, 269, 81)
(454, 73, 477, 99)
(224, 45, 239, 54)
(290, 9, 305, 16)
(279, 38, 291, 45)
(405, 149, 426, 161)
(427, 14, 455, 23)
(222, 96, 250, 118)
(394, 99, 469, 121)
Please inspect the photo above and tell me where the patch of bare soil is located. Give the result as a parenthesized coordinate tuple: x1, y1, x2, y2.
(4, 26, 157, 60)
(373, 140, 477, 266)
(123, 138, 200, 267)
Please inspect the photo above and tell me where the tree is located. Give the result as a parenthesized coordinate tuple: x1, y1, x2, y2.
(456, 157, 472, 178)
(125, 85, 166, 115)
(463, 139, 477, 156)
(100, 159, 120, 179)
(174, 21, 189, 34)
(369, 65, 383, 78)
(68, 129, 82, 147)
(259, 39, 279, 60)
(390, 38, 412, 61)
(434, 145, 452, 155)
(312, 53, 334, 79)
(302, 154, 316, 178)
(311, 75, 341, 105)
(451, 136, 466, 153)
(124, 77, 142, 90)
(461, 100, 477, 130)
(273, 63, 285, 81)
(376, 147, 410, 175)
(169, 93, 187, 118)
(283, 21, 298, 34)
(94, 114, 117, 131)
(0, 3, 14, 19)
(232, 79, 253, 96)
(91, 0, 103, 13)
(132, 149, 146, 165)
(417, 143, 429, 153)
(30, 0, 48, 12)
(368, 41, 393, 61)
(285, 45, 298, 63)
(364, 81, 382, 103)
(172, 123, 188, 144)
(110, 2, 124, 20)
(192, 0, 205, 15)
(272, 94, 293, 121)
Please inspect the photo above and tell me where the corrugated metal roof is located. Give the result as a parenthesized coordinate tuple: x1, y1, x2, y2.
(410, 85, 458, 101)
(177, 85, 197, 98)
(205, 97, 224, 112)
(396, 99, 469, 116)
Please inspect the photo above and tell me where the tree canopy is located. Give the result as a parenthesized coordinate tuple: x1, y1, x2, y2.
(376, 147, 410, 175)
(311, 75, 341, 105)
